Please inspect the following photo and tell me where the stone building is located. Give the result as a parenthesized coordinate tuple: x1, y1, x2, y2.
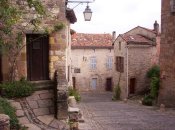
(158, 0, 175, 107)
(113, 23, 160, 99)
(0, 0, 77, 119)
(71, 33, 114, 92)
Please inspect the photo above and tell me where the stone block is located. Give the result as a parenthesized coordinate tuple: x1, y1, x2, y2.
(57, 102, 68, 119)
(10, 102, 22, 110)
(34, 90, 50, 95)
(27, 101, 39, 109)
(0, 114, 10, 130)
(37, 115, 54, 125)
(50, 56, 59, 62)
(24, 123, 41, 130)
(40, 93, 53, 99)
(69, 112, 79, 122)
(49, 37, 55, 44)
(18, 117, 30, 124)
(26, 95, 40, 101)
(33, 108, 50, 116)
(16, 110, 24, 117)
(68, 107, 80, 113)
(38, 99, 53, 107)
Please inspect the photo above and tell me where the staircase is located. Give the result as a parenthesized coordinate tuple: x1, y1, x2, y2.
(30, 80, 54, 90)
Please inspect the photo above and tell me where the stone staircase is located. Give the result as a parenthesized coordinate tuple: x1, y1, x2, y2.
(30, 80, 54, 90)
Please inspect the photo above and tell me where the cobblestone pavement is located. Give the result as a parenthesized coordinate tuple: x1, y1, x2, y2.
(78, 92, 175, 130)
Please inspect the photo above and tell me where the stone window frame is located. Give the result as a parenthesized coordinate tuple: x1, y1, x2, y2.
(106, 56, 113, 70)
(115, 56, 124, 73)
(90, 56, 97, 70)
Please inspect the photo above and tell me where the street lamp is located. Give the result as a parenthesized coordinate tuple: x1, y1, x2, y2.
(83, 3, 92, 21)
(66, 0, 94, 21)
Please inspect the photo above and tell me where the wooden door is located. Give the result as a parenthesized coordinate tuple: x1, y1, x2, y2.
(72, 77, 76, 90)
(106, 78, 112, 91)
(27, 34, 49, 81)
(129, 78, 136, 94)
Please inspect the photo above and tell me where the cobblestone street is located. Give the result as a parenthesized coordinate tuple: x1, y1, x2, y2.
(78, 92, 175, 130)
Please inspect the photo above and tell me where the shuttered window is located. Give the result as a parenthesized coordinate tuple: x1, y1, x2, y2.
(116, 56, 124, 72)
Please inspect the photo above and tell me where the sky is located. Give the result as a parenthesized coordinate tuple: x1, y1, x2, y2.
(68, 0, 161, 35)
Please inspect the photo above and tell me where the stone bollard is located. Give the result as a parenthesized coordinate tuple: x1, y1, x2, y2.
(68, 107, 80, 130)
(0, 114, 10, 130)
(160, 104, 165, 112)
(123, 98, 128, 103)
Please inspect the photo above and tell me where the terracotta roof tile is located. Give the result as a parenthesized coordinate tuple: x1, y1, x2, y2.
(120, 34, 153, 44)
(71, 33, 113, 48)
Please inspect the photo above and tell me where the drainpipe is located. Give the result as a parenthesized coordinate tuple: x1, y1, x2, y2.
(126, 46, 129, 98)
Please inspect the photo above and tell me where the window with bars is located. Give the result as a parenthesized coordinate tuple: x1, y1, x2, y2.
(106, 56, 113, 69)
(90, 57, 96, 69)
(116, 56, 124, 72)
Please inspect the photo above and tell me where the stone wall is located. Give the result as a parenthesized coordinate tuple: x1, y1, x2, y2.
(1, 0, 70, 81)
(72, 48, 114, 92)
(158, 0, 175, 107)
(113, 34, 157, 99)
(128, 46, 153, 93)
(113, 37, 127, 99)
(1, 0, 71, 119)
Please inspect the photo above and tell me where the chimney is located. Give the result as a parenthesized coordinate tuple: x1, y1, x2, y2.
(112, 31, 116, 42)
(154, 20, 159, 35)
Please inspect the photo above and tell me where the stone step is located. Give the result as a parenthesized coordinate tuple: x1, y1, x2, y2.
(30, 80, 55, 90)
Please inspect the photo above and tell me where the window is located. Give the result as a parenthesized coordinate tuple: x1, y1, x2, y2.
(170, 0, 175, 13)
(74, 68, 81, 73)
(106, 56, 113, 69)
(119, 42, 121, 50)
(116, 56, 124, 72)
(90, 57, 96, 69)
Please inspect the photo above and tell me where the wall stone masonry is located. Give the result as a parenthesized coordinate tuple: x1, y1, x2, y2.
(158, 0, 175, 107)
(1, 0, 73, 120)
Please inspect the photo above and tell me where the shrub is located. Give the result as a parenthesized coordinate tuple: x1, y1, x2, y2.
(147, 65, 160, 78)
(0, 78, 34, 98)
(112, 84, 121, 100)
(0, 97, 20, 129)
(142, 95, 153, 106)
(68, 88, 81, 102)
(150, 77, 159, 99)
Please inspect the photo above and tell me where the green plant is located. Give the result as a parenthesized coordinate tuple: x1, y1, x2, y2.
(146, 65, 160, 101)
(112, 84, 121, 100)
(0, 79, 34, 98)
(0, 97, 19, 129)
(142, 95, 154, 106)
(68, 88, 81, 102)
(54, 22, 65, 32)
(150, 77, 159, 99)
(147, 65, 160, 78)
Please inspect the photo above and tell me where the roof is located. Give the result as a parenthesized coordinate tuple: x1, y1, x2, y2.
(71, 33, 113, 49)
(120, 34, 154, 45)
(125, 26, 157, 35)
